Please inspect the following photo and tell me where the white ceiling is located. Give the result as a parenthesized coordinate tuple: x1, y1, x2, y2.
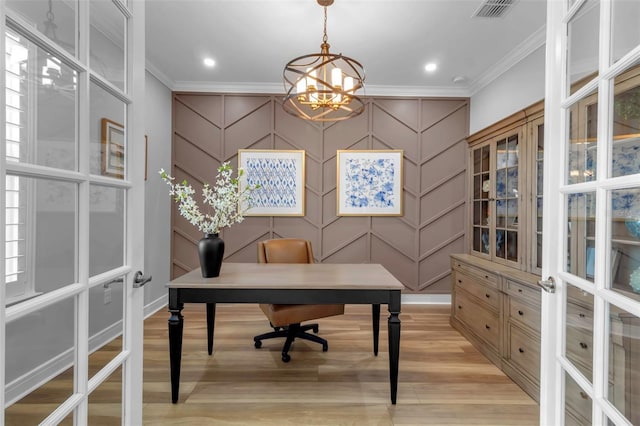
(145, 0, 547, 96)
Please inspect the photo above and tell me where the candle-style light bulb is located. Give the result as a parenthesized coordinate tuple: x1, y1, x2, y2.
(296, 77, 307, 101)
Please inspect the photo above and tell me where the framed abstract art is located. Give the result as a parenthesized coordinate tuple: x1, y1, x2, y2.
(238, 149, 305, 216)
(336, 149, 404, 216)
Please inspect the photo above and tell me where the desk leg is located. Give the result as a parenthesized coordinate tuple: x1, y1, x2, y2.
(388, 291, 401, 405)
(168, 296, 184, 404)
(206, 303, 216, 355)
(372, 304, 380, 356)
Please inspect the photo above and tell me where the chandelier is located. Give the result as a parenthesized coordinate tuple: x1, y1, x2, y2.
(282, 0, 365, 122)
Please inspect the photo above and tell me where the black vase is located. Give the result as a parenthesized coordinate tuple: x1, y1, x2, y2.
(198, 233, 225, 278)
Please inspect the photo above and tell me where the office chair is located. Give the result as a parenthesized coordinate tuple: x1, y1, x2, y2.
(253, 238, 344, 362)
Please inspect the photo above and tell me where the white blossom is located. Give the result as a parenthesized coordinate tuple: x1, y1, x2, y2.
(159, 162, 258, 235)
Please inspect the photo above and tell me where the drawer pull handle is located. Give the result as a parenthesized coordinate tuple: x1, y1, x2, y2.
(579, 342, 588, 349)
(518, 288, 523, 293)
(579, 391, 588, 400)
(485, 324, 490, 330)
(458, 279, 462, 283)
(518, 348, 525, 353)
(485, 294, 490, 298)
(484, 275, 489, 279)
(458, 305, 462, 309)
(579, 313, 585, 318)
(518, 310, 524, 316)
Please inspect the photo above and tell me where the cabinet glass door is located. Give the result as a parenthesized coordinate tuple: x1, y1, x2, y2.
(495, 134, 519, 263)
(534, 121, 544, 271)
(472, 145, 491, 255)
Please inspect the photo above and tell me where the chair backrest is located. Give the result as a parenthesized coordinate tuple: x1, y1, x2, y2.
(257, 238, 315, 264)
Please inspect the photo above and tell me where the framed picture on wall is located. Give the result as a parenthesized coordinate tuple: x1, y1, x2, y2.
(101, 118, 125, 179)
(238, 149, 305, 216)
(337, 149, 404, 216)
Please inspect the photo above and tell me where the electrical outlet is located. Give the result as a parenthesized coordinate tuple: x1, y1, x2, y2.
(104, 286, 112, 304)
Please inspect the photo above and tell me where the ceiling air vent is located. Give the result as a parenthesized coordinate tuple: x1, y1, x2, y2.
(473, 0, 516, 18)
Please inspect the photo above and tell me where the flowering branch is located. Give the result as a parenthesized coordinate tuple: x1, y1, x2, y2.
(159, 162, 259, 235)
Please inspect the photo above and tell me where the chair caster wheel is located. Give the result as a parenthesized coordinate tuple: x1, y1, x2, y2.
(312, 325, 319, 333)
(254, 340, 262, 349)
(281, 353, 291, 363)
(322, 343, 328, 352)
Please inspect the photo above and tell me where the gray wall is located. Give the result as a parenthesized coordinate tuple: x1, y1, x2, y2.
(143, 72, 172, 311)
(469, 45, 546, 134)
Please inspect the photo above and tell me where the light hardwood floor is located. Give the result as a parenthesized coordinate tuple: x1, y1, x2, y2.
(6, 304, 539, 425)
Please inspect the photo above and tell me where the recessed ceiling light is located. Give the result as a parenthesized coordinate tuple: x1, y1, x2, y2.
(203, 58, 215, 68)
(424, 63, 437, 72)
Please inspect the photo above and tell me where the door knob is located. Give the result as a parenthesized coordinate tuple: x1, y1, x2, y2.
(537, 277, 556, 293)
(133, 271, 152, 288)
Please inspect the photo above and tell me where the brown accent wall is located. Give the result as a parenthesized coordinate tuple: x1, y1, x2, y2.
(170, 93, 468, 294)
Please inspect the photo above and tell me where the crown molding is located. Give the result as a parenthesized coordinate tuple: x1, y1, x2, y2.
(172, 81, 283, 94)
(364, 84, 470, 98)
(169, 80, 470, 98)
(145, 60, 175, 91)
(468, 24, 547, 96)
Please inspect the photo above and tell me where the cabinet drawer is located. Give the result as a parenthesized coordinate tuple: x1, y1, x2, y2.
(565, 326, 593, 377)
(566, 302, 593, 331)
(508, 297, 541, 332)
(454, 289, 500, 351)
(454, 272, 500, 311)
(565, 377, 592, 424)
(452, 261, 498, 288)
(507, 323, 540, 382)
(505, 279, 540, 306)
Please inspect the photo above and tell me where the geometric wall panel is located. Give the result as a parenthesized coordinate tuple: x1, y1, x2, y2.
(171, 93, 469, 295)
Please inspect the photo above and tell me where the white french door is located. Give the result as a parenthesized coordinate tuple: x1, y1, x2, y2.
(541, 0, 640, 425)
(1, 0, 145, 424)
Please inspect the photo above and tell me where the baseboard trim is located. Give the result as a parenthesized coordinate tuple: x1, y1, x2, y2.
(144, 294, 168, 319)
(402, 294, 451, 304)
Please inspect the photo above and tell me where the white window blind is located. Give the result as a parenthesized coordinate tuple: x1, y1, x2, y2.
(5, 32, 27, 297)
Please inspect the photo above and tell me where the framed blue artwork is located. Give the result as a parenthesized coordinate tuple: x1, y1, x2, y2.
(337, 149, 404, 216)
(238, 149, 305, 216)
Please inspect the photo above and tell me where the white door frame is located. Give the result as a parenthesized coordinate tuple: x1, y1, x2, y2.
(123, 1, 146, 423)
(539, 0, 565, 423)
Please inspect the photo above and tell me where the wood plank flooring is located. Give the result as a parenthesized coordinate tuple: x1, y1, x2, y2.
(6, 304, 539, 425)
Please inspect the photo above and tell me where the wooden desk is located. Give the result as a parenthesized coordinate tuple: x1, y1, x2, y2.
(167, 263, 403, 404)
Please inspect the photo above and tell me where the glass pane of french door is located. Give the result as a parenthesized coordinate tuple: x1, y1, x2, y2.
(3, 0, 144, 423)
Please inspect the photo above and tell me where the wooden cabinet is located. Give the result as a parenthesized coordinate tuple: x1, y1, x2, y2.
(468, 102, 544, 273)
(502, 276, 541, 401)
(453, 101, 545, 401)
(450, 254, 541, 400)
(451, 256, 502, 365)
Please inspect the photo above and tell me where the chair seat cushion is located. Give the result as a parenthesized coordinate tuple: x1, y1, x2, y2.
(259, 303, 345, 327)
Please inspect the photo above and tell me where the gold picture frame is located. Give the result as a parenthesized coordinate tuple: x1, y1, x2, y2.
(101, 118, 125, 179)
(337, 149, 404, 216)
(238, 149, 306, 216)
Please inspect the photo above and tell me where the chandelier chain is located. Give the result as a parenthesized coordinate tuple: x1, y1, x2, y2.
(322, 7, 328, 44)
